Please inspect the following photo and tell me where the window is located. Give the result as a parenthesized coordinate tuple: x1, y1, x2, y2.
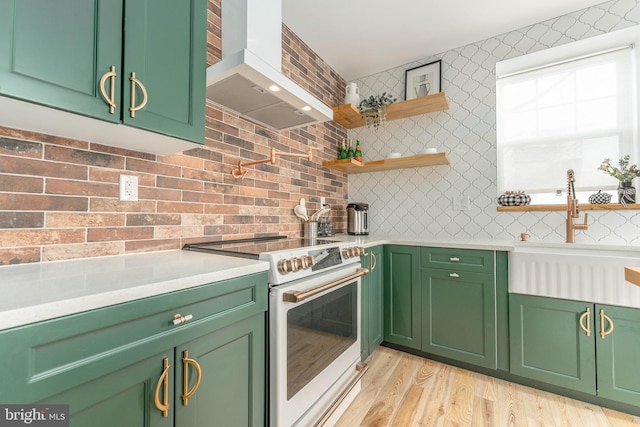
(496, 29, 638, 204)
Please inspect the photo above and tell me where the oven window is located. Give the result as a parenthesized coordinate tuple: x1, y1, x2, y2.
(287, 281, 357, 399)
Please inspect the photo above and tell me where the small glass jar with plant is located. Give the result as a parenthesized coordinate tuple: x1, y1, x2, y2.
(358, 92, 397, 129)
(598, 155, 640, 205)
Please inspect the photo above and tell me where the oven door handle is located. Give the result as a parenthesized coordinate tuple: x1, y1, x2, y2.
(282, 268, 369, 303)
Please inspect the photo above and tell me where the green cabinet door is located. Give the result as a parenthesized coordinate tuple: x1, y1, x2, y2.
(384, 245, 421, 350)
(123, 0, 206, 143)
(509, 294, 596, 394)
(361, 245, 384, 360)
(43, 350, 174, 427)
(0, 0, 122, 121)
(421, 268, 497, 369)
(175, 314, 265, 427)
(596, 304, 640, 406)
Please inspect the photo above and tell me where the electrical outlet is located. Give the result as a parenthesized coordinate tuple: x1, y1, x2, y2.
(120, 175, 138, 201)
(460, 195, 470, 211)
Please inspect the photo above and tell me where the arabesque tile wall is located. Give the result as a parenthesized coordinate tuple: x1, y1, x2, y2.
(348, 0, 640, 245)
(0, 0, 348, 265)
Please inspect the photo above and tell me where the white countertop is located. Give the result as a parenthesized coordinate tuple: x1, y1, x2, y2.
(329, 234, 515, 251)
(0, 250, 269, 331)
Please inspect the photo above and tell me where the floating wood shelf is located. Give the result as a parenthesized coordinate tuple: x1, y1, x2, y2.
(497, 203, 640, 212)
(625, 267, 640, 287)
(333, 92, 449, 129)
(323, 152, 450, 174)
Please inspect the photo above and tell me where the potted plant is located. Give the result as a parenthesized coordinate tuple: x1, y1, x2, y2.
(358, 92, 397, 129)
(598, 155, 640, 205)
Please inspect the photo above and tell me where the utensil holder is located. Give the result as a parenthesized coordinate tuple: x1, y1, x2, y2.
(304, 221, 318, 239)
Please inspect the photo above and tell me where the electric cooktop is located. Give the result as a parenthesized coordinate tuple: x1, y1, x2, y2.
(183, 236, 341, 260)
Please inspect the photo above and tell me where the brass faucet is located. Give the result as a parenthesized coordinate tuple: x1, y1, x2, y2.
(566, 169, 588, 243)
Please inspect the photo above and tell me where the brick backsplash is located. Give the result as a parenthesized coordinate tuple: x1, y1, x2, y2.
(0, 0, 348, 265)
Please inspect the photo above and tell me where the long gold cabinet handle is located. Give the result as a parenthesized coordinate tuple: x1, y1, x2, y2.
(154, 358, 170, 417)
(99, 65, 117, 114)
(600, 309, 614, 339)
(370, 252, 377, 272)
(129, 71, 148, 118)
(182, 350, 202, 406)
(579, 307, 591, 336)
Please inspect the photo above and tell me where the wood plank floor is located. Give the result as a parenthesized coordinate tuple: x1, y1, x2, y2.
(335, 346, 640, 427)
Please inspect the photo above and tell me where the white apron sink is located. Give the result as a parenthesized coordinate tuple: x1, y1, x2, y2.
(510, 242, 640, 308)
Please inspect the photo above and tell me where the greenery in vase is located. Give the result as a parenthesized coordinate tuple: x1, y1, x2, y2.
(358, 92, 397, 129)
(598, 155, 640, 185)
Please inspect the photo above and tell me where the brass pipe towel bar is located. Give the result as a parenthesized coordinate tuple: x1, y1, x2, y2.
(231, 147, 319, 179)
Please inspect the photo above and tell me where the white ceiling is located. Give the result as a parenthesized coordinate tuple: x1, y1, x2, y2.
(282, 0, 609, 81)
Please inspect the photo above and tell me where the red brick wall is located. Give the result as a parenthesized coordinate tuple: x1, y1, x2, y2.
(0, 1, 348, 265)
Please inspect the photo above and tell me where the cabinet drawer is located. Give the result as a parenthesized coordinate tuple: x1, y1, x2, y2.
(421, 247, 494, 274)
(0, 272, 267, 402)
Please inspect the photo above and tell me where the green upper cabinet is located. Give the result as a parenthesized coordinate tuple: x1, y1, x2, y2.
(361, 245, 384, 360)
(122, 0, 205, 142)
(383, 245, 421, 350)
(509, 294, 596, 394)
(421, 268, 496, 369)
(0, 0, 205, 144)
(0, 0, 123, 122)
(595, 304, 640, 406)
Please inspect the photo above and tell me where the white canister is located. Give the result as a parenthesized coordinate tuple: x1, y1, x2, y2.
(344, 83, 360, 106)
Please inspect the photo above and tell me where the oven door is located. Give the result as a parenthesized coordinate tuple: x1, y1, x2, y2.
(269, 264, 364, 427)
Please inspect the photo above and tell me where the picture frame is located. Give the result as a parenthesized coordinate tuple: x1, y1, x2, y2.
(405, 60, 441, 101)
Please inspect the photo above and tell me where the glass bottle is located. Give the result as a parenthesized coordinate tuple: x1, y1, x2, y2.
(354, 140, 362, 162)
(339, 140, 347, 159)
(347, 139, 354, 159)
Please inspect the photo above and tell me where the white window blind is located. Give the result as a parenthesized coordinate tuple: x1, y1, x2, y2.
(496, 46, 635, 200)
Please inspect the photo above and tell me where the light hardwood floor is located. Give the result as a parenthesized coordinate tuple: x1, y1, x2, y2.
(336, 346, 640, 427)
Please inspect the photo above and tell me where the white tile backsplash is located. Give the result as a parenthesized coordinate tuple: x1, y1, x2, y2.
(347, 0, 640, 246)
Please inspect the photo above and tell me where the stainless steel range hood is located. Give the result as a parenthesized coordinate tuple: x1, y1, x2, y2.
(206, 0, 333, 131)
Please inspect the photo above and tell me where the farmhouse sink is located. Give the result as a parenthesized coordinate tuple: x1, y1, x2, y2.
(510, 242, 640, 308)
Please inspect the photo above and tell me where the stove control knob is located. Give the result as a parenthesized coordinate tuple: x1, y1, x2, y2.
(341, 249, 349, 259)
(357, 247, 365, 257)
(277, 258, 297, 274)
(301, 255, 315, 269)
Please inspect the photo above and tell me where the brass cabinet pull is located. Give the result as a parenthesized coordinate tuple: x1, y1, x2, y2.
(154, 358, 170, 417)
(600, 309, 615, 339)
(182, 350, 202, 406)
(370, 252, 377, 272)
(172, 313, 193, 326)
(579, 307, 591, 336)
(449, 272, 460, 278)
(99, 65, 117, 114)
(450, 257, 460, 262)
(129, 71, 148, 118)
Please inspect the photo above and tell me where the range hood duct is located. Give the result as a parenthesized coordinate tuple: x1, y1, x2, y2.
(206, 0, 333, 131)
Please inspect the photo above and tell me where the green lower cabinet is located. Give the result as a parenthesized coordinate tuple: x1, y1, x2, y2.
(595, 304, 640, 406)
(175, 314, 265, 427)
(509, 294, 596, 394)
(361, 245, 384, 360)
(383, 245, 421, 350)
(421, 268, 496, 369)
(42, 351, 175, 427)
